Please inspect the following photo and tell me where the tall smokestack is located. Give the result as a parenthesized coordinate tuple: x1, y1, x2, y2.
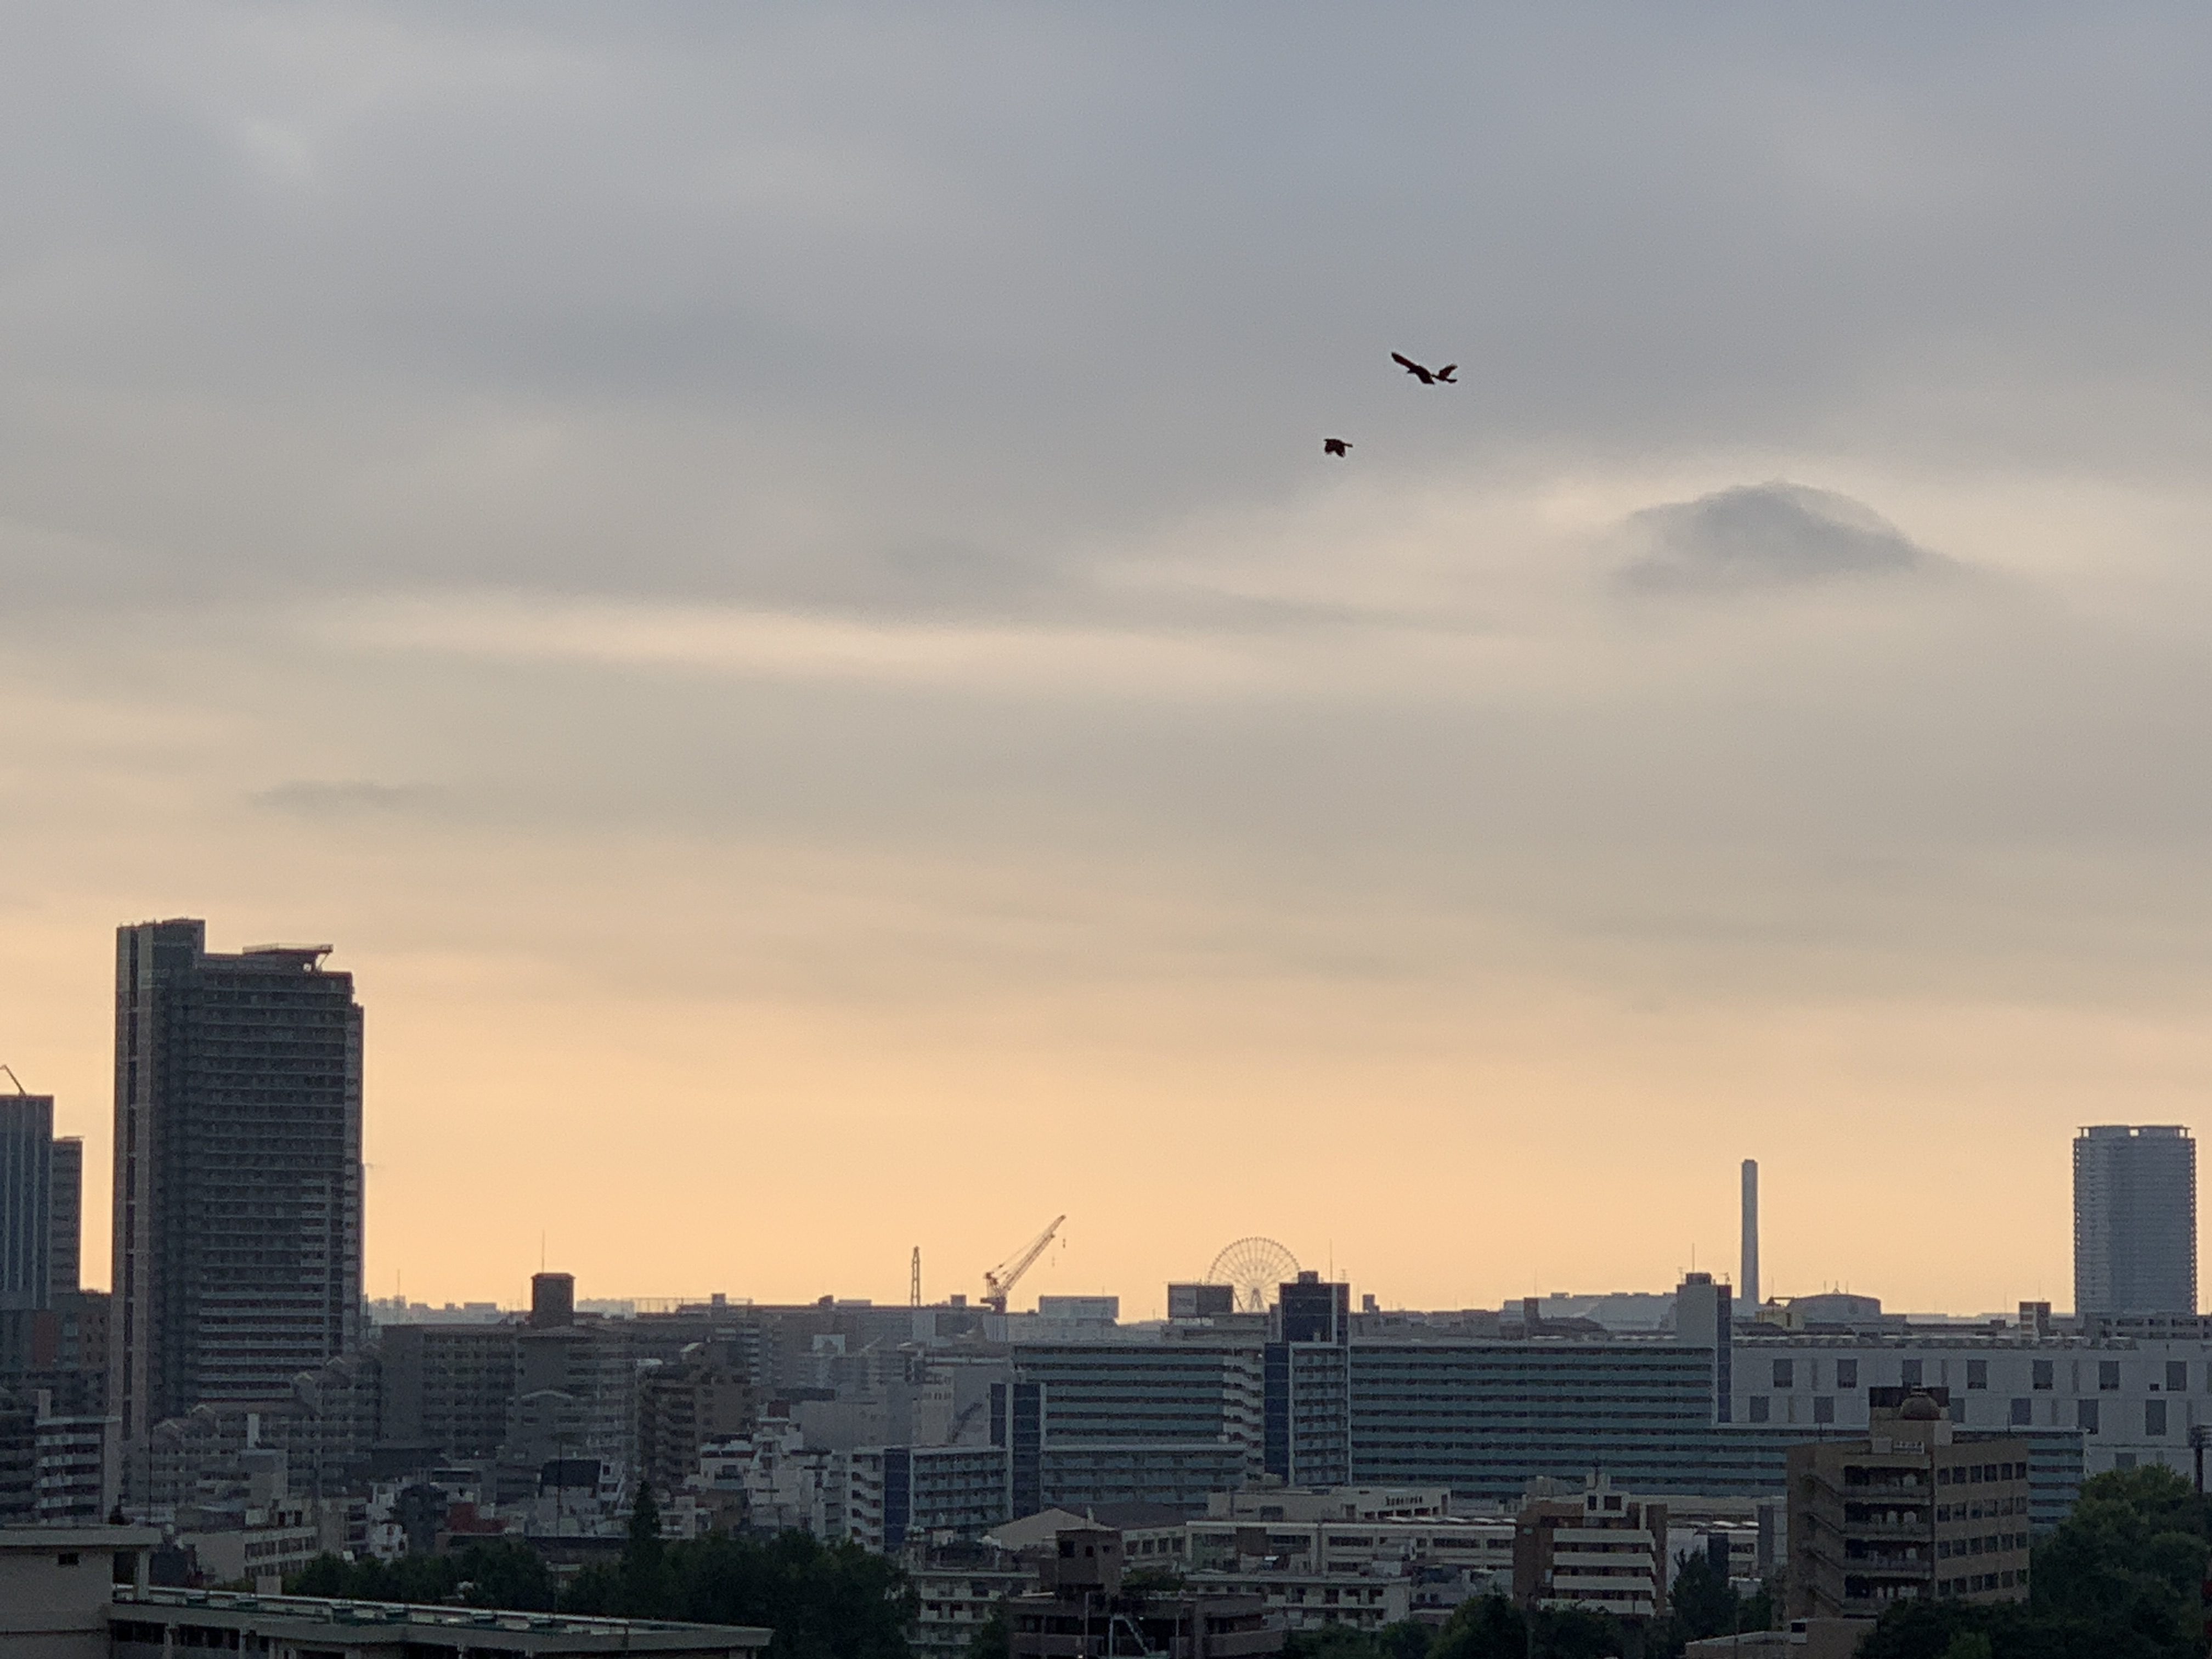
(1741, 1159, 1760, 1313)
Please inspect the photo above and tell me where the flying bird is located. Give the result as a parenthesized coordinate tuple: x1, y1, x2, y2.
(1323, 438, 1351, 457)
(1391, 352, 1457, 385)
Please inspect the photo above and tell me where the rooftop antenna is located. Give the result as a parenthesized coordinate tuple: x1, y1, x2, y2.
(0, 1065, 24, 1095)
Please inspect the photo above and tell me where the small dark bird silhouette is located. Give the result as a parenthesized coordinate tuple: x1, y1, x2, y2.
(1323, 438, 1351, 457)
(1391, 352, 1457, 385)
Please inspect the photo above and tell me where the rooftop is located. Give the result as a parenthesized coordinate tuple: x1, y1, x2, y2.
(112, 1588, 770, 1654)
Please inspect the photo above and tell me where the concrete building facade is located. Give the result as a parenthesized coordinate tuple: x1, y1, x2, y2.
(1512, 1474, 1668, 1619)
(111, 921, 365, 1466)
(2075, 1125, 2196, 1319)
(1786, 1391, 2032, 1620)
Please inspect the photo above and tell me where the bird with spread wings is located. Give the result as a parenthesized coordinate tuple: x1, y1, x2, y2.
(1391, 352, 1457, 385)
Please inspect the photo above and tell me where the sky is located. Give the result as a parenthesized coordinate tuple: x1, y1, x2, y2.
(4, 4, 2212, 1318)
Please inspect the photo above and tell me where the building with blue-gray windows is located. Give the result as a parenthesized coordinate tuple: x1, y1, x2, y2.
(992, 1274, 2092, 1530)
(996, 1336, 1262, 1516)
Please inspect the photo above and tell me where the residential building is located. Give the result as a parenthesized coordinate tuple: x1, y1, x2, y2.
(49, 1135, 81, 1297)
(640, 1356, 757, 1499)
(844, 1443, 1012, 1551)
(2075, 1125, 2196, 1319)
(998, 1337, 1265, 1516)
(377, 1322, 520, 1458)
(0, 1094, 54, 1374)
(692, 1421, 845, 1536)
(1267, 1276, 1351, 1488)
(1511, 1474, 1667, 1619)
(1007, 1522, 1282, 1659)
(907, 1543, 1034, 1659)
(33, 1397, 119, 1525)
(1786, 1390, 2032, 1620)
(111, 921, 365, 1472)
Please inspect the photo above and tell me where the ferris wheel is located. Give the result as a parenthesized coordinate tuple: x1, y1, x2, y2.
(1205, 1237, 1300, 1313)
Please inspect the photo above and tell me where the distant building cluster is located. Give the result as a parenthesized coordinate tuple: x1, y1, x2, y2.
(0, 916, 2204, 1654)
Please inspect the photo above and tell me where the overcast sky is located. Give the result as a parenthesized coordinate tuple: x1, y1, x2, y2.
(5, 4, 2212, 1314)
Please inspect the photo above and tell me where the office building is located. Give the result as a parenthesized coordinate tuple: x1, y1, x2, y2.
(1787, 1390, 2032, 1618)
(1170, 1284, 1239, 1321)
(111, 920, 365, 1461)
(2075, 1125, 2196, 1318)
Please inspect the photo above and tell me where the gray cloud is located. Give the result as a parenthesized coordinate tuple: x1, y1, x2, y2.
(9, 2, 2212, 1310)
(251, 780, 441, 820)
(1616, 481, 1949, 594)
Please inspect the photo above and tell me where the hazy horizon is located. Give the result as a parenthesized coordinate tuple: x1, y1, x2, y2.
(5, 5, 2211, 1319)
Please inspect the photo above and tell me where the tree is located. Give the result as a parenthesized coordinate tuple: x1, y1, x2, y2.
(1430, 1595, 1528, 1659)
(1282, 1623, 1435, 1659)
(1666, 1550, 1736, 1643)
(963, 1599, 1008, 1659)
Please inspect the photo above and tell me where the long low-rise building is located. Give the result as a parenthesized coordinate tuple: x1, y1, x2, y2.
(992, 1276, 2119, 1527)
(108, 1589, 771, 1659)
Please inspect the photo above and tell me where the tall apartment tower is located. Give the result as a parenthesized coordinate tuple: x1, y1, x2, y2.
(111, 920, 364, 1455)
(49, 1136, 81, 1297)
(0, 1095, 54, 1310)
(0, 1094, 56, 1369)
(2074, 1125, 2196, 1319)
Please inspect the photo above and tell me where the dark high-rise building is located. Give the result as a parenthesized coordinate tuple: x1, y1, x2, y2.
(111, 920, 364, 1455)
(0, 1095, 55, 1372)
(2074, 1125, 2196, 1319)
(0, 1096, 54, 1316)
(49, 1136, 81, 1297)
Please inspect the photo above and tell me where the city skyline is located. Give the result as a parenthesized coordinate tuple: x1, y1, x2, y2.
(8, 8, 2212, 1321)
(6, 919, 2187, 1321)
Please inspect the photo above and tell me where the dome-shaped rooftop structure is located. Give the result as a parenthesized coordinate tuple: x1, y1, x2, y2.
(1898, 1390, 1943, 1420)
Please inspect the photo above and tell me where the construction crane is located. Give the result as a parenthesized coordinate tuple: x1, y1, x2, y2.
(983, 1215, 1065, 1313)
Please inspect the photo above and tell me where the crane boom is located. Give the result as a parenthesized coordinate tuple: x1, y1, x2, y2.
(983, 1214, 1065, 1313)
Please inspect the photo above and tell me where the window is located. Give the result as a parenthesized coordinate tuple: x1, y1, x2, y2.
(1837, 1358, 1858, 1389)
(1814, 1396, 1835, 1424)
(2010, 1397, 2032, 1426)
(1902, 1359, 1923, 1389)
(1773, 1359, 1795, 1389)
(2169, 1361, 2190, 1393)
(2032, 1359, 2053, 1391)
(1967, 1359, 1988, 1390)
(55, 1553, 79, 1567)
(2100, 1362, 2121, 1392)
(2078, 1399, 2100, 1434)
(2147, 1399, 2168, 1437)
(1748, 1396, 1770, 1423)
